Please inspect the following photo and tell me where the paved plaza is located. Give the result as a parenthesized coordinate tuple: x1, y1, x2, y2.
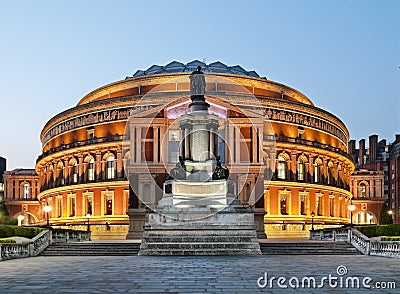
(0, 254, 399, 293)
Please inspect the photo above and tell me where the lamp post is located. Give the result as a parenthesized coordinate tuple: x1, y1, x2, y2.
(86, 213, 91, 241)
(44, 204, 52, 227)
(347, 203, 356, 228)
(311, 211, 315, 231)
(367, 214, 373, 225)
(17, 214, 25, 226)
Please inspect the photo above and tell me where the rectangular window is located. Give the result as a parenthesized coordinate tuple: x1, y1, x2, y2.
(69, 196, 76, 217)
(316, 196, 322, 216)
(329, 197, 334, 217)
(105, 195, 113, 215)
(300, 194, 306, 215)
(56, 196, 62, 217)
(280, 194, 287, 215)
(87, 195, 93, 215)
(57, 197, 62, 218)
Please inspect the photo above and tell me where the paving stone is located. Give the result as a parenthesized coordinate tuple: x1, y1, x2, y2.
(0, 255, 398, 293)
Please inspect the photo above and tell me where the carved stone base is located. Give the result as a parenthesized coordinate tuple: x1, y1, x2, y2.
(126, 208, 146, 240)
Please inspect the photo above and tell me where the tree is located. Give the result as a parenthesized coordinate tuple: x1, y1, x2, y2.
(379, 203, 394, 225)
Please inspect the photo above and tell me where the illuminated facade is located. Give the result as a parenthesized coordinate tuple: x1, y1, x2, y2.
(349, 135, 400, 224)
(9, 60, 354, 239)
(3, 169, 40, 224)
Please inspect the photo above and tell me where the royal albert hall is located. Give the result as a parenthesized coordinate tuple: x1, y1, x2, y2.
(35, 61, 354, 239)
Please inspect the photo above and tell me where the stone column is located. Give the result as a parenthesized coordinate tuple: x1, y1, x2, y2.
(184, 128, 190, 159)
(209, 128, 214, 158)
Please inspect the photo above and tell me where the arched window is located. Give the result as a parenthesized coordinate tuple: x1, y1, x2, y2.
(23, 184, 30, 199)
(73, 162, 78, 183)
(360, 183, 367, 198)
(314, 162, 321, 183)
(107, 155, 115, 179)
(277, 156, 287, 180)
(88, 158, 95, 181)
(297, 159, 305, 181)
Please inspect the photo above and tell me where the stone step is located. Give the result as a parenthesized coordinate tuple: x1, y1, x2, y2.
(143, 230, 258, 237)
(40, 243, 141, 256)
(260, 242, 360, 255)
(142, 236, 258, 243)
(140, 242, 260, 250)
(139, 248, 260, 256)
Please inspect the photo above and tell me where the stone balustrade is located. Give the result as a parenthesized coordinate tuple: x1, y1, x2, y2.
(310, 227, 400, 258)
(0, 228, 91, 261)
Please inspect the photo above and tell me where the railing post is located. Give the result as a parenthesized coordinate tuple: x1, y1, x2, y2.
(347, 228, 351, 243)
(0, 245, 2, 261)
(333, 230, 336, 241)
(28, 242, 34, 257)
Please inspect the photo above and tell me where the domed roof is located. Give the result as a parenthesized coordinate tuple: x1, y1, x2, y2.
(129, 60, 264, 79)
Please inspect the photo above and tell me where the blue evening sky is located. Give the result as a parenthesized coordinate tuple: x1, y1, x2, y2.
(0, 0, 399, 170)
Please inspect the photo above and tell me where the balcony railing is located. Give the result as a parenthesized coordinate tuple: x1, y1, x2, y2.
(264, 134, 353, 161)
(37, 134, 127, 163)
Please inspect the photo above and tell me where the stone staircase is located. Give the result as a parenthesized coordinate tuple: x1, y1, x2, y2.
(140, 229, 261, 255)
(40, 242, 140, 256)
(260, 241, 361, 255)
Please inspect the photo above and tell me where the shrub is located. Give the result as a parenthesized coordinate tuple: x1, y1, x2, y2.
(0, 225, 14, 238)
(0, 238, 16, 243)
(356, 225, 400, 237)
(0, 225, 43, 239)
(379, 203, 393, 225)
(381, 237, 400, 241)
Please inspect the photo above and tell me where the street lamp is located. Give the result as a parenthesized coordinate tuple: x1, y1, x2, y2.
(367, 214, 374, 225)
(17, 214, 25, 226)
(44, 204, 52, 227)
(86, 213, 91, 241)
(311, 211, 315, 231)
(347, 204, 356, 228)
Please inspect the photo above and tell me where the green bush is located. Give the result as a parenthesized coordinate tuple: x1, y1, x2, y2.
(381, 236, 400, 241)
(0, 238, 16, 243)
(0, 225, 14, 238)
(356, 225, 400, 237)
(0, 225, 43, 238)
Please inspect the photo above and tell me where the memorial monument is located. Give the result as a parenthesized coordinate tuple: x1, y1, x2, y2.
(138, 67, 261, 255)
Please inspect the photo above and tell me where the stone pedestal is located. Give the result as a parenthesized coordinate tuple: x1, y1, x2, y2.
(139, 206, 261, 255)
(126, 208, 146, 240)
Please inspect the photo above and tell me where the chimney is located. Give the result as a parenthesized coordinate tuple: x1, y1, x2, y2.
(396, 134, 400, 143)
(348, 140, 356, 164)
(369, 135, 378, 163)
(348, 140, 356, 155)
(359, 139, 365, 167)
